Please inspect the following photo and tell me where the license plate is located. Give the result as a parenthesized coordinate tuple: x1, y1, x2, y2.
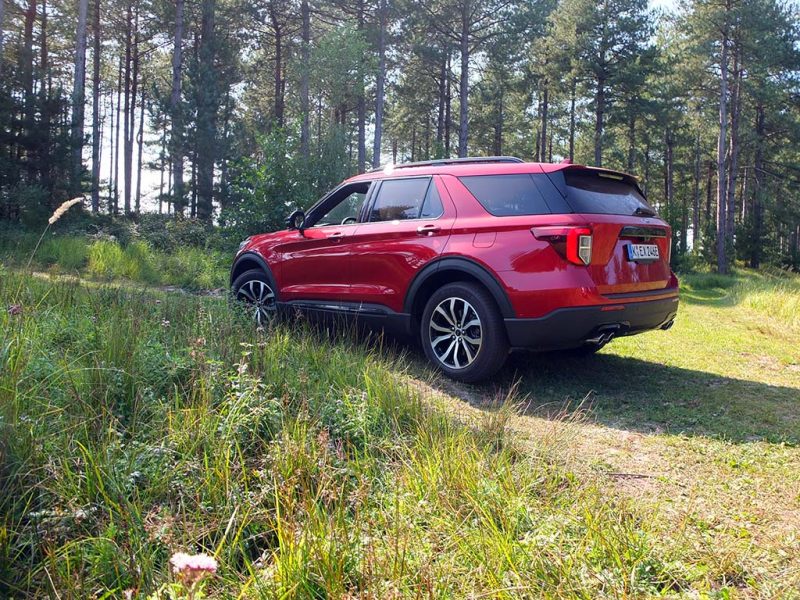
(626, 243, 660, 262)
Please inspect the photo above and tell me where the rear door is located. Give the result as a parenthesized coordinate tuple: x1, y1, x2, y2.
(548, 167, 673, 295)
(347, 175, 455, 312)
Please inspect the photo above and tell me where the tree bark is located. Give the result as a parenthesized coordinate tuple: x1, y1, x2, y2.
(0, 0, 5, 76)
(539, 85, 548, 162)
(135, 84, 145, 213)
(114, 58, 122, 213)
(108, 89, 115, 206)
(664, 128, 674, 213)
(22, 0, 36, 133)
(436, 51, 446, 155)
(90, 0, 101, 212)
(494, 90, 503, 156)
(569, 77, 576, 162)
(715, 14, 730, 273)
(594, 75, 605, 167)
(122, 3, 135, 214)
(692, 131, 701, 250)
(372, 0, 387, 168)
(269, 4, 284, 128)
(299, 0, 310, 160)
(725, 42, 741, 247)
(750, 102, 765, 268)
(170, 0, 185, 214)
(627, 115, 635, 172)
(457, 8, 469, 158)
(196, 0, 217, 222)
(444, 53, 451, 157)
(355, 0, 366, 172)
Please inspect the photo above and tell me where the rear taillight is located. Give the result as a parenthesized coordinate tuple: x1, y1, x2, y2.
(531, 226, 593, 266)
(567, 228, 592, 266)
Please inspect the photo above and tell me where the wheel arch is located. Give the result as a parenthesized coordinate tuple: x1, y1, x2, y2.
(230, 251, 277, 290)
(404, 257, 516, 322)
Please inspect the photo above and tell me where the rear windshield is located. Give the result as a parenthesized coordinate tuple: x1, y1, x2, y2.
(561, 170, 654, 216)
(458, 174, 571, 216)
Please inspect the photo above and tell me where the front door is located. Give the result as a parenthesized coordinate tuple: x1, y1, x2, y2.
(348, 176, 455, 313)
(278, 181, 373, 303)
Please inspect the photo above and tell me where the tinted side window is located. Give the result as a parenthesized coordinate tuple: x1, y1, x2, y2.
(420, 181, 444, 219)
(369, 178, 431, 222)
(459, 174, 557, 216)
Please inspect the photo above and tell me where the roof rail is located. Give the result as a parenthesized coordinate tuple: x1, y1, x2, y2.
(370, 156, 524, 173)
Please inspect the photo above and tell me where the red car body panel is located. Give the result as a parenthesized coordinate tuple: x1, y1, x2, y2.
(233, 159, 679, 349)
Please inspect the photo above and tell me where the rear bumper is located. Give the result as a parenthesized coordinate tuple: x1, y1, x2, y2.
(504, 294, 679, 350)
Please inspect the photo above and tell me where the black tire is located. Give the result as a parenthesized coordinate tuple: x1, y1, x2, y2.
(231, 268, 278, 327)
(420, 282, 509, 383)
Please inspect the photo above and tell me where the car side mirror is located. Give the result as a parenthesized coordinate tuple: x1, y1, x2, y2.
(287, 209, 306, 234)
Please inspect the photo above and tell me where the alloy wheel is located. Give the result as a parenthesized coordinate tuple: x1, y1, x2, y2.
(428, 296, 482, 370)
(236, 279, 276, 326)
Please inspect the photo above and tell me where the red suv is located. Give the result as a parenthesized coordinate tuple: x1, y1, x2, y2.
(230, 157, 679, 382)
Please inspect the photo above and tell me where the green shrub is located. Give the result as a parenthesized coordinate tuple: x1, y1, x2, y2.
(37, 236, 90, 270)
(682, 271, 739, 290)
(87, 239, 160, 284)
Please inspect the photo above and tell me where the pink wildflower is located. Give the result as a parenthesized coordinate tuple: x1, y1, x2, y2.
(7, 305, 22, 316)
(170, 551, 217, 585)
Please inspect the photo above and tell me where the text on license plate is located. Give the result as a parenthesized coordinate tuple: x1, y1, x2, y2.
(626, 244, 660, 261)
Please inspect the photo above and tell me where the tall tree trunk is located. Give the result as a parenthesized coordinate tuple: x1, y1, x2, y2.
(170, 0, 185, 214)
(594, 76, 605, 167)
(715, 17, 730, 273)
(135, 85, 145, 213)
(705, 160, 713, 224)
(627, 115, 635, 172)
(108, 89, 115, 206)
(355, 0, 366, 172)
(269, 5, 284, 128)
(0, 0, 5, 77)
(750, 102, 765, 268)
(196, 0, 217, 222)
(40, 0, 51, 190)
(122, 3, 135, 214)
(664, 128, 674, 214)
(725, 42, 741, 247)
(372, 0, 387, 168)
(692, 130, 701, 250)
(436, 50, 446, 155)
(494, 91, 503, 156)
(568, 77, 576, 162)
(457, 11, 469, 158)
(299, 0, 310, 160)
(539, 85, 548, 162)
(159, 131, 166, 214)
(114, 58, 122, 213)
(22, 0, 36, 134)
(444, 53, 451, 157)
(90, 0, 101, 212)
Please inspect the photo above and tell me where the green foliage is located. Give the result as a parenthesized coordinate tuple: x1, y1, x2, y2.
(222, 129, 304, 238)
(0, 273, 692, 598)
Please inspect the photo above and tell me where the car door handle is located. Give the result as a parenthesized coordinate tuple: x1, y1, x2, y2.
(417, 224, 441, 236)
(328, 231, 345, 242)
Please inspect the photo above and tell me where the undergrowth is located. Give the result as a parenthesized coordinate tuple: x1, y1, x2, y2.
(0, 272, 684, 598)
(0, 231, 228, 289)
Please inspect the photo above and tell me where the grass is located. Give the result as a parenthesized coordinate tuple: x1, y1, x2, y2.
(0, 268, 690, 598)
(436, 267, 800, 598)
(0, 231, 228, 290)
(1, 256, 798, 597)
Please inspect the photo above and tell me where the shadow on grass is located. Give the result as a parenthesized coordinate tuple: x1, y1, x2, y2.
(422, 349, 800, 446)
